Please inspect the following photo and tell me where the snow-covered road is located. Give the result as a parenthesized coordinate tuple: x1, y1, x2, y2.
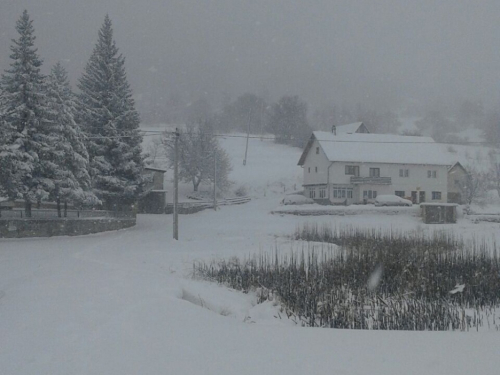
(1, 204, 500, 374)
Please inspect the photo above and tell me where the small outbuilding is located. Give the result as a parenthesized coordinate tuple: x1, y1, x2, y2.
(138, 167, 168, 214)
(420, 203, 458, 224)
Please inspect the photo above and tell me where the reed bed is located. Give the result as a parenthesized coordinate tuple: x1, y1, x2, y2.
(194, 225, 500, 331)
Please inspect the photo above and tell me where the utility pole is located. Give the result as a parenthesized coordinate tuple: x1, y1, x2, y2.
(243, 108, 253, 165)
(259, 100, 265, 140)
(213, 150, 217, 211)
(173, 128, 179, 240)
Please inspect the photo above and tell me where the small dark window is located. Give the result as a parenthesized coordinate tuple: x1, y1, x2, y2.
(308, 167, 310, 173)
(369, 168, 380, 177)
(315, 166, 318, 173)
(319, 188, 326, 198)
(309, 189, 316, 199)
(316, 147, 319, 154)
(345, 165, 359, 176)
(432, 191, 442, 200)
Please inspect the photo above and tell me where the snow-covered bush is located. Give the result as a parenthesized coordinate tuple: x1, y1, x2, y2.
(234, 185, 248, 197)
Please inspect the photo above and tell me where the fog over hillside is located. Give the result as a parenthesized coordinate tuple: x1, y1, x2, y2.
(2, 0, 500, 123)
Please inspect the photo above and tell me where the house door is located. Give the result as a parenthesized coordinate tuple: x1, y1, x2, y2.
(411, 191, 417, 204)
(419, 191, 426, 203)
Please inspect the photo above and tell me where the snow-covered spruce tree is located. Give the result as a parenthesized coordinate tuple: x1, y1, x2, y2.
(46, 62, 98, 216)
(163, 122, 232, 192)
(0, 10, 54, 217)
(77, 15, 145, 210)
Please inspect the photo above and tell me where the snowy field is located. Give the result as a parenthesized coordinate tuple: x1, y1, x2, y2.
(1, 134, 500, 374)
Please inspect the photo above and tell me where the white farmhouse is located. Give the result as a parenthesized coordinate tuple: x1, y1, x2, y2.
(298, 131, 459, 205)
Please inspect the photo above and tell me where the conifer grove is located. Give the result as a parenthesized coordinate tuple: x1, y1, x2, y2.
(0, 11, 145, 216)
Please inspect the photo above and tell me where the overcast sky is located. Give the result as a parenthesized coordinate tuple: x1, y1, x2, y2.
(1, 0, 500, 122)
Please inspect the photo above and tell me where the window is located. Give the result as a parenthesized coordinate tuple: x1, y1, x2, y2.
(333, 187, 353, 199)
(345, 165, 359, 176)
(315, 166, 318, 173)
(308, 167, 310, 173)
(369, 168, 380, 177)
(319, 187, 326, 199)
(428, 170, 437, 178)
(395, 191, 405, 197)
(363, 190, 377, 199)
(433, 171, 437, 178)
(316, 147, 320, 154)
(399, 169, 409, 177)
(428, 170, 431, 178)
(432, 191, 442, 200)
(309, 188, 316, 199)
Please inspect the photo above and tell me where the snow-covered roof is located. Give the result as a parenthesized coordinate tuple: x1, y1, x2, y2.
(299, 131, 456, 166)
(334, 122, 366, 134)
(144, 166, 167, 173)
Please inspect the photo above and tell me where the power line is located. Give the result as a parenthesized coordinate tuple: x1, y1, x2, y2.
(152, 130, 500, 147)
(78, 129, 500, 147)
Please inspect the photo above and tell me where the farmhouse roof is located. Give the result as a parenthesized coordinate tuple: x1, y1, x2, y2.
(298, 131, 456, 166)
(448, 161, 467, 173)
(334, 122, 367, 134)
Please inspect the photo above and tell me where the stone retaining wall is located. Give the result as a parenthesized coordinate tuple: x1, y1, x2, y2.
(0, 217, 136, 238)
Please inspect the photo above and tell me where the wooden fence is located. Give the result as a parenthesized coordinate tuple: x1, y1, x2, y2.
(165, 197, 251, 214)
(0, 208, 134, 219)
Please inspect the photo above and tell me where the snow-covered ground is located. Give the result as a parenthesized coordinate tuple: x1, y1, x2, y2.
(1, 134, 500, 374)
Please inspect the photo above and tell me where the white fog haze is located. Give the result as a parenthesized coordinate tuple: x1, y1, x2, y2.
(2, 2, 500, 374)
(2, 0, 500, 123)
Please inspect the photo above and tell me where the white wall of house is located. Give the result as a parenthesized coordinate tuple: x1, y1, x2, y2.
(328, 161, 448, 203)
(302, 139, 331, 187)
(448, 165, 467, 195)
(302, 151, 449, 203)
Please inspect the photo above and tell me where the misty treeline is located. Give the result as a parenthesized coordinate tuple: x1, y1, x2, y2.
(0, 11, 145, 216)
(180, 93, 312, 148)
(167, 89, 500, 149)
(195, 225, 500, 331)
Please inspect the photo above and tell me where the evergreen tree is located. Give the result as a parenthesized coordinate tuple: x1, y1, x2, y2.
(46, 62, 97, 216)
(0, 10, 52, 217)
(77, 15, 145, 209)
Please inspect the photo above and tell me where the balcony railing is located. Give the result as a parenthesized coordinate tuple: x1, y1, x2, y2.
(350, 176, 392, 185)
